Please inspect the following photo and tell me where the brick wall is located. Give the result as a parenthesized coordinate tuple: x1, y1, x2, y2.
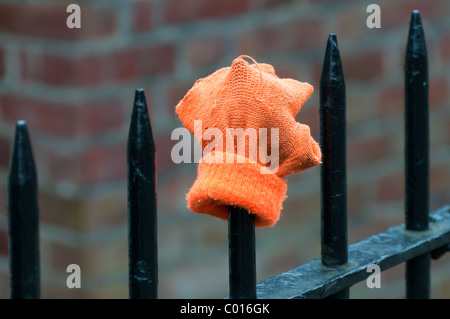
(0, 0, 448, 298)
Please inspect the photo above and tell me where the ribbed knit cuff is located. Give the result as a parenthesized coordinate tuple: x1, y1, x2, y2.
(186, 152, 287, 227)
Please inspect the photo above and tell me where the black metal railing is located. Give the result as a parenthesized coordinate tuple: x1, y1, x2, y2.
(127, 89, 158, 299)
(319, 33, 348, 299)
(404, 10, 431, 299)
(8, 121, 40, 299)
(4, 10, 450, 299)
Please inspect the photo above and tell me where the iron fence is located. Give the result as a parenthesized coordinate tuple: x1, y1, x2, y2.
(5, 10, 450, 299)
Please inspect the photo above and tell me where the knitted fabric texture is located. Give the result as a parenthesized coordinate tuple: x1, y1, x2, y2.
(176, 55, 321, 227)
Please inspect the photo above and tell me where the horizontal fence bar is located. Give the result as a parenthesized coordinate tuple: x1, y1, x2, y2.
(127, 89, 158, 299)
(256, 205, 450, 299)
(8, 121, 40, 299)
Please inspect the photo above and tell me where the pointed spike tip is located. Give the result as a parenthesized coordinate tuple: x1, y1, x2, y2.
(326, 33, 339, 52)
(14, 120, 30, 142)
(410, 10, 422, 25)
(16, 120, 27, 127)
(406, 9, 427, 58)
(134, 88, 146, 106)
(321, 32, 344, 88)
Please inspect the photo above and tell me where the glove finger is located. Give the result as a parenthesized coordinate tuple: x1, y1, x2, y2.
(277, 122, 322, 178)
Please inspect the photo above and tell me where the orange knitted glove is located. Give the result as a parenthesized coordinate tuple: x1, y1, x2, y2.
(176, 56, 321, 227)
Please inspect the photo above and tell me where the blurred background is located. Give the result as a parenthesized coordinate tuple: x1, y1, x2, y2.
(0, 0, 449, 298)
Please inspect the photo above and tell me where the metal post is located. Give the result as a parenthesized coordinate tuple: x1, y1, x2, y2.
(8, 121, 40, 299)
(228, 206, 256, 299)
(320, 33, 349, 299)
(404, 10, 430, 299)
(127, 89, 158, 299)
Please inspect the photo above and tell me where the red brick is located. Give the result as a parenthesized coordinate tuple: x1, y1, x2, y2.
(430, 162, 449, 194)
(21, 52, 103, 87)
(165, 0, 249, 24)
(287, 19, 324, 51)
(282, 192, 320, 225)
(138, 43, 176, 77)
(377, 173, 404, 202)
(39, 194, 86, 230)
(47, 143, 127, 185)
(0, 136, 11, 169)
(167, 82, 195, 111)
(377, 85, 403, 118)
(133, 0, 152, 32)
(50, 239, 127, 275)
(154, 131, 179, 170)
(342, 50, 383, 81)
(447, 118, 450, 144)
(188, 35, 225, 68)
(239, 19, 323, 57)
(22, 43, 176, 86)
(239, 26, 284, 56)
(347, 134, 391, 167)
(72, 6, 117, 40)
(0, 48, 4, 78)
(297, 106, 319, 137)
(107, 44, 175, 81)
(380, 1, 447, 31)
(76, 100, 126, 136)
(0, 4, 116, 40)
(0, 95, 74, 135)
(0, 184, 6, 216)
(336, 7, 366, 41)
(440, 34, 450, 61)
(39, 192, 127, 231)
(267, 248, 300, 274)
(347, 182, 368, 214)
(263, 0, 294, 9)
(84, 194, 127, 229)
(111, 49, 139, 82)
(309, 0, 351, 3)
(0, 95, 125, 137)
(270, 61, 302, 79)
(47, 54, 102, 86)
(429, 78, 448, 109)
(377, 77, 447, 118)
(0, 228, 8, 256)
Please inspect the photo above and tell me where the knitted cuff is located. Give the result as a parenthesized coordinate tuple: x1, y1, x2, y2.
(186, 151, 287, 227)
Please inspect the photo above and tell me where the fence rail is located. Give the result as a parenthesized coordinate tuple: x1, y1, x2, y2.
(256, 205, 450, 299)
(5, 10, 450, 299)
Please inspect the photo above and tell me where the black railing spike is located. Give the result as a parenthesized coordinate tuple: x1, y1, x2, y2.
(320, 33, 348, 266)
(405, 10, 429, 231)
(8, 120, 40, 299)
(404, 10, 430, 299)
(127, 88, 158, 299)
(320, 33, 349, 298)
(228, 206, 256, 299)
